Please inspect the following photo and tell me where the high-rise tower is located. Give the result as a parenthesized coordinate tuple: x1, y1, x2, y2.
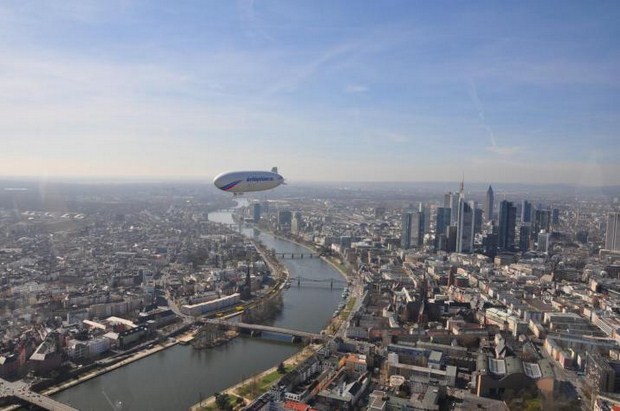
(498, 200, 516, 251)
(606, 212, 620, 252)
(401, 209, 425, 249)
(521, 200, 532, 223)
(485, 185, 494, 222)
(457, 200, 476, 253)
(435, 207, 451, 250)
(449, 192, 460, 225)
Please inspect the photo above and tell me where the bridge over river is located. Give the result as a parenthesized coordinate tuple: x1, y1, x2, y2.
(0, 378, 78, 411)
(201, 319, 327, 342)
(276, 252, 321, 259)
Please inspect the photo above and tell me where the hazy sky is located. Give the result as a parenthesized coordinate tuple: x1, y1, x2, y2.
(1, 1, 619, 185)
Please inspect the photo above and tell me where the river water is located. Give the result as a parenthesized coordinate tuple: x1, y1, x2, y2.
(54, 208, 343, 410)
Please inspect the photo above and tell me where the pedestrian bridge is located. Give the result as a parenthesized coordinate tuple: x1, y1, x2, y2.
(0, 378, 78, 411)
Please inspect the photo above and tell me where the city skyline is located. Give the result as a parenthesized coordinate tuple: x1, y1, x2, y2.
(1, 1, 619, 185)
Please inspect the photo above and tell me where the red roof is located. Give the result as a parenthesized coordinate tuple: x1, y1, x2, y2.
(283, 401, 317, 411)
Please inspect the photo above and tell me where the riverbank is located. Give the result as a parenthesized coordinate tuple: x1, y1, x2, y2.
(256, 227, 352, 282)
(34, 237, 290, 402)
(41, 335, 184, 397)
(186, 230, 354, 411)
(189, 344, 320, 410)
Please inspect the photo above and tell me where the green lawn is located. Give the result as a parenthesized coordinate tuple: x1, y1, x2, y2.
(235, 366, 291, 399)
(201, 393, 242, 410)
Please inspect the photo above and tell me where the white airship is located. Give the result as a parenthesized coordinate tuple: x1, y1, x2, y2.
(213, 167, 285, 195)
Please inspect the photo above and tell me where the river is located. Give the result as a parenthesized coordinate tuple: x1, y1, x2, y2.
(54, 206, 343, 410)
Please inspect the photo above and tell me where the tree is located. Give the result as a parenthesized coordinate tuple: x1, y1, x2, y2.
(214, 393, 232, 411)
(277, 362, 287, 374)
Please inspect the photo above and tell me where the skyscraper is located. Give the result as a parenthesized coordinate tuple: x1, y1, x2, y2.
(485, 185, 494, 222)
(483, 222, 498, 257)
(457, 200, 476, 253)
(521, 200, 532, 223)
(277, 210, 292, 230)
(606, 212, 620, 252)
(474, 208, 483, 234)
(401, 209, 424, 249)
(537, 231, 550, 253)
(519, 225, 531, 251)
(533, 209, 551, 238)
(498, 201, 517, 251)
(253, 202, 261, 222)
(291, 213, 302, 235)
(419, 203, 430, 234)
(435, 207, 451, 250)
(449, 192, 460, 225)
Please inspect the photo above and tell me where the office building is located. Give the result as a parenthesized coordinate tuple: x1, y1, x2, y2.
(474, 208, 483, 234)
(605, 212, 620, 252)
(435, 207, 451, 250)
(457, 200, 476, 253)
(483, 225, 498, 257)
(552, 208, 560, 226)
(576, 230, 588, 244)
(446, 226, 457, 253)
(519, 225, 531, 251)
(449, 192, 460, 225)
(277, 210, 292, 230)
(498, 201, 516, 251)
(485, 185, 494, 222)
(253, 203, 261, 222)
(291, 213, 303, 235)
(537, 232, 550, 253)
(533, 209, 551, 239)
(521, 200, 532, 223)
(420, 204, 431, 233)
(402, 209, 424, 249)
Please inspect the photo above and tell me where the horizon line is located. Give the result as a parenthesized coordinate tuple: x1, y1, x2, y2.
(0, 175, 618, 189)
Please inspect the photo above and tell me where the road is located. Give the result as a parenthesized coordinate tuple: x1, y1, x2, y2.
(0, 378, 78, 411)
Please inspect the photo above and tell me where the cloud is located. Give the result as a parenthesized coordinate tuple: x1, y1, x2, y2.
(371, 131, 409, 144)
(261, 41, 360, 97)
(485, 145, 522, 156)
(466, 79, 525, 158)
(344, 84, 368, 93)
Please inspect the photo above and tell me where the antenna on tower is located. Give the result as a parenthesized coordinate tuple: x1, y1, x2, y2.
(460, 172, 465, 195)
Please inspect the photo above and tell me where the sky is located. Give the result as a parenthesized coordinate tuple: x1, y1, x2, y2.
(1, 1, 619, 185)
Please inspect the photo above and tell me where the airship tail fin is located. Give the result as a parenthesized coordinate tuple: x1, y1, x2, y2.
(271, 166, 278, 173)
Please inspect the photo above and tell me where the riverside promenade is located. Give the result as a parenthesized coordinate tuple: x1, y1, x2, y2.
(188, 345, 319, 410)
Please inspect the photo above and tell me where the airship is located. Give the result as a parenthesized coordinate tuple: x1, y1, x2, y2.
(213, 167, 285, 195)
